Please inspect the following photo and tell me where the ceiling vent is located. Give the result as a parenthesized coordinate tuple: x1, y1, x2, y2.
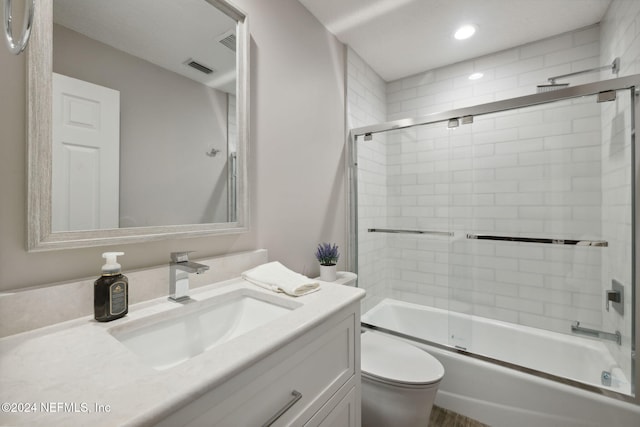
(184, 59, 215, 75)
(217, 30, 236, 52)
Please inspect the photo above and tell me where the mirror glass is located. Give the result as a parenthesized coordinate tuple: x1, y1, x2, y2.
(27, 0, 249, 250)
(52, 0, 237, 231)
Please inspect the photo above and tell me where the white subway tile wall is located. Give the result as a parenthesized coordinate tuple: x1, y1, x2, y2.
(347, 48, 388, 312)
(348, 0, 639, 385)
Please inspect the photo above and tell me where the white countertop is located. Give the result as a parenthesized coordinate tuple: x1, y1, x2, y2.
(0, 277, 364, 426)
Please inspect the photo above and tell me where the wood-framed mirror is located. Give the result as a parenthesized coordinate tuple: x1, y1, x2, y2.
(26, 0, 250, 251)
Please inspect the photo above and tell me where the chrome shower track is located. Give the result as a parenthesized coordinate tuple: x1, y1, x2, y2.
(350, 75, 640, 138)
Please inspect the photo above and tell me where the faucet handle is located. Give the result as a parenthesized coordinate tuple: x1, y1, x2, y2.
(170, 251, 194, 263)
(606, 289, 621, 302)
(605, 289, 621, 311)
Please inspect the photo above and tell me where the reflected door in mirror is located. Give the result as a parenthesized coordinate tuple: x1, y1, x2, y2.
(52, 73, 120, 232)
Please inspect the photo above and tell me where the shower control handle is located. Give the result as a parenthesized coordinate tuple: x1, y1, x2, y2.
(605, 290, 621, 311)
(605, 279, 624, 314)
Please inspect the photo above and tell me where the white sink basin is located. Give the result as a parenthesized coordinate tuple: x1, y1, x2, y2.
(109, 289, 299, 370)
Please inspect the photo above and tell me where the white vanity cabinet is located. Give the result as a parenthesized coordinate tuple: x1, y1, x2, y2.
(304, 378, 358, 427)
(156, 302, 361, 427)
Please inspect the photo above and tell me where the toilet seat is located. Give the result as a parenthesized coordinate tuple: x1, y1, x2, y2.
(361, 332, 444, 387)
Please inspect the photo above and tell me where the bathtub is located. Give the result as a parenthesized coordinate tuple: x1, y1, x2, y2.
(362, 298, 640, 427)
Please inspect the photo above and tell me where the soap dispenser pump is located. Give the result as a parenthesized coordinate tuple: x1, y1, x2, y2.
(94, 252, 128, 322)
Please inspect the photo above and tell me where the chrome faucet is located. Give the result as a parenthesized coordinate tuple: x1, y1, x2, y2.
(571, 321, 621, 346)
(169, 251, 209, 302)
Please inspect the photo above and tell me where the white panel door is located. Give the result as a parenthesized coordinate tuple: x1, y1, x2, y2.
(52, 73, 120, 231)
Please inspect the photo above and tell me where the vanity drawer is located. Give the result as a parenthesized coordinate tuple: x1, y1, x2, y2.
(304, 378, 358, 427)
(181, 312, 356, 427)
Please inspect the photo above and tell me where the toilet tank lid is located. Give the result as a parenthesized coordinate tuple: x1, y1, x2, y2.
(361, 332, 444, 385)
(335, 271, 357, 286)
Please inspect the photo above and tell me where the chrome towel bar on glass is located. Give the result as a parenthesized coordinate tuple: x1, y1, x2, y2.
(466, 233, 608, 247)
(368, 228, 454, 236)
(3, 0, 35, 55)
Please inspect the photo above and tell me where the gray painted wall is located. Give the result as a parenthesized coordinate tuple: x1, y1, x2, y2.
(0, 0, 347, 291)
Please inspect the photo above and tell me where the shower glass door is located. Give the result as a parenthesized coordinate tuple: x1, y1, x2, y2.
(446, 88, 635, 396)
(355, 121, 452, 341)
(354, 76, 637, 399)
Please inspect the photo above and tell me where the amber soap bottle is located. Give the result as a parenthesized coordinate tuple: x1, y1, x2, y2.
(94, 252, 128, 322)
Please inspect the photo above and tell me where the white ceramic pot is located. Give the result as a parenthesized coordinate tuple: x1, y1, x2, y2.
(319, 264, 337, 282)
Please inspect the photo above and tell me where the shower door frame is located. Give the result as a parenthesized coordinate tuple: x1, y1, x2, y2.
(347, 74, 640, 404)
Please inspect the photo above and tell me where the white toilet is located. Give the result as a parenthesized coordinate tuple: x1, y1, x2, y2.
(331, 272, 445, 427)
(360, 331, 444, 427)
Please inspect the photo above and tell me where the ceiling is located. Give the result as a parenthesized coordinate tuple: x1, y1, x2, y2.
(298, 0, 612, 82)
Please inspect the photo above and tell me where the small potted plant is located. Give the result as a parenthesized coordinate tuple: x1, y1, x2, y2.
(315, 242, 339, 282)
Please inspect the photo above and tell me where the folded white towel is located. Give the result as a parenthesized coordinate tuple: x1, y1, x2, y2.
(241, 261, 320, 297)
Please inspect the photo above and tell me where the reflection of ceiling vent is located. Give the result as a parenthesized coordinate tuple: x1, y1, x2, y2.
(185, 59, 215, 75)
(217, 30, 236, 52)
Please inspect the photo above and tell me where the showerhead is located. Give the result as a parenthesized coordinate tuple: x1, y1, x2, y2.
(537, 57, 620, 94)
(536, 83, 569, 93)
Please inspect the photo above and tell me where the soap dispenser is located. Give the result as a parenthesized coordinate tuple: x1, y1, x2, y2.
(94, 252, 128, 322)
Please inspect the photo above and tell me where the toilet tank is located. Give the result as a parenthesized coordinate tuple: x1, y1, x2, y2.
(334, 272, 357, 287)
(316, 271, 357, 287)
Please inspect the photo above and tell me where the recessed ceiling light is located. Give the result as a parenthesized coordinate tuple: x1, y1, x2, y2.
(454, 25, 476, 40)
(468, 72, 484, 80)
